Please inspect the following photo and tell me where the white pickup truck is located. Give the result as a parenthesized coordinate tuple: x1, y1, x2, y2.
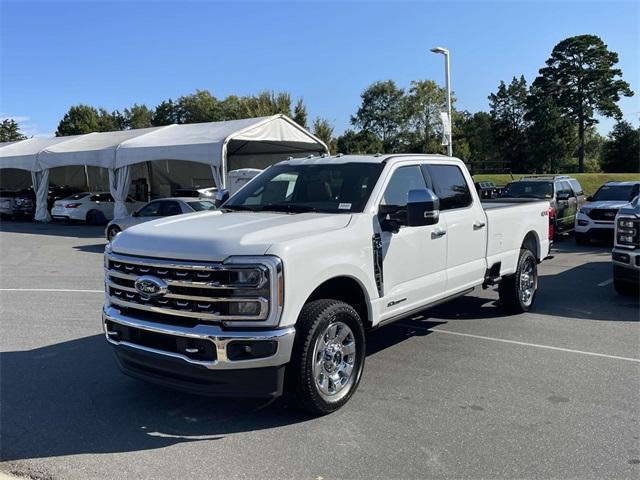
(103, 154, 552, 414)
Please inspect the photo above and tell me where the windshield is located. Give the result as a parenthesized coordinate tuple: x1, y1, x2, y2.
(188, 200, 216, 211)
(502, 181, 553, 199)
(592, 184, 639, 202)
(223, 163, 384, 214)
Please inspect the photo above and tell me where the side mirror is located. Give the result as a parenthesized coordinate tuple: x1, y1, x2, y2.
(214, 189, 230, 208)
(557, 192, 570, 201)
(586, 196, 593, 202)
(407, 189, 440, 227)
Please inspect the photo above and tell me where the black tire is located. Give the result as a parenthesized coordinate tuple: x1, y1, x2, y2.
(499, 248, 538, 313)
(285, 299, 366, 415)
(575, 232, 589, 245)
(613, 277, 637, 296)
(107, 225, 121, 241)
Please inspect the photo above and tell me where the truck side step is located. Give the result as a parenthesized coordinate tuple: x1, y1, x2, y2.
(482, 262, 502, 289)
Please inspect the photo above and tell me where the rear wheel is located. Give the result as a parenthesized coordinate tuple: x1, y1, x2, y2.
(107, 225, 121, 241)
(499, 248, 538, 313)
(285, 299, 366, 415)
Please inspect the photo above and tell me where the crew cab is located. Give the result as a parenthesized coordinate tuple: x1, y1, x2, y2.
(611, 195, 640, 295)
(103, 154, 552, 414)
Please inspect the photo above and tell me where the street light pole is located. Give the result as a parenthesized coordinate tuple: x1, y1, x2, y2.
(430, 47, 452, 157)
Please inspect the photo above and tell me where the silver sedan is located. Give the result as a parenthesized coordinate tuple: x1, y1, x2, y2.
(105, 197, 216, 241)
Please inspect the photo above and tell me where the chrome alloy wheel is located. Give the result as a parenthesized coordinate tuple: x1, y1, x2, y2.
(312, 321, 357, 400)
(519, 257, 537, 306)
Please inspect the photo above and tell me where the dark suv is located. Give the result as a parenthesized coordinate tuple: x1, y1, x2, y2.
(13, 185, 83, 220)
(501, 176, 586, 235)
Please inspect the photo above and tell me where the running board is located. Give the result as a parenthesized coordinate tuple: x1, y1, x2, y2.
(374, 288, 474, 329)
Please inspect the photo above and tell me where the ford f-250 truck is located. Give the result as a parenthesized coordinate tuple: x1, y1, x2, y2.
(103, 154, 552, 414)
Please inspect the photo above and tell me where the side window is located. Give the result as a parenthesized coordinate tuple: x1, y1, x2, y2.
(425, 164, 472, 210)
(160, 201, 182, 216)
(380, 165, 427, 208)
(137, 202, 162, 217)
(91, 193, 114, 202)
(557, 181, 573, 197)
(569, 179, 583, 196)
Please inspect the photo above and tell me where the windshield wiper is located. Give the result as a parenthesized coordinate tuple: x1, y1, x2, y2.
(261, 203, 320, 214)
(221, 205, 261, 212)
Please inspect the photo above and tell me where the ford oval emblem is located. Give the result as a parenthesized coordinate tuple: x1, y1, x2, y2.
(134, 275, 168, 298)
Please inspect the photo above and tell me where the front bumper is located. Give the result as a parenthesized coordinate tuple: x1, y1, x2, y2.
(612, 248, 640, 285)
(103, 305, 295, 397)
(575, 212, 614, 235)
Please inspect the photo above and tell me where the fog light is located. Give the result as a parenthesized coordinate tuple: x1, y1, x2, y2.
(577, 220, 589, 226)
(619, 235, 635, 244)
(613, 252, 630, 263)
(229, 301, 260, 316)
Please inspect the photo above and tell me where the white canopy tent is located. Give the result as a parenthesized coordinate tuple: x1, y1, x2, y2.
(0, 115, 327, 221)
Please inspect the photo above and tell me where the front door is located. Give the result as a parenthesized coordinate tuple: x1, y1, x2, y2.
(375, 164, 447, 322)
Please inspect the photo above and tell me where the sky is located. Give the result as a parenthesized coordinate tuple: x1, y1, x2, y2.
(1, 0, 638, 138)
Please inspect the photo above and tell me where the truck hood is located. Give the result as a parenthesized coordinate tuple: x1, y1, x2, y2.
(582, 200, 632, 211)
(111, 210, 352, 261)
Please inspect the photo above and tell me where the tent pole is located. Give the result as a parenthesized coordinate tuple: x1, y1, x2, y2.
(84, 165, 91, 191)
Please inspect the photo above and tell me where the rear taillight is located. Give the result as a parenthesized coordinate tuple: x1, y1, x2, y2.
(65, 203, 82, 208)
(548, 207, 556, 240)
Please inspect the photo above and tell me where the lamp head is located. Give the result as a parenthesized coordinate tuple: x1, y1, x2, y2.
(430, 47, 449, 55)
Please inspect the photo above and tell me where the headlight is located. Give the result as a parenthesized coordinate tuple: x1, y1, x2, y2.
(617, 218, 639, 247)
(579, 207, 589, 215)
(619, 219, 635, 229)
(230, 269, 264, 286)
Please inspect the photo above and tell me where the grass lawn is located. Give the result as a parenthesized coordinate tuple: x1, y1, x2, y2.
(473, 173, 640, 195)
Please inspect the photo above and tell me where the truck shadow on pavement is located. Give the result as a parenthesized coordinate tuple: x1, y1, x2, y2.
(0, 324, 441, 463)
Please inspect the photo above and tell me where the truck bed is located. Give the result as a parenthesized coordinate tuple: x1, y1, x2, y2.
(481, 198, 548, 210)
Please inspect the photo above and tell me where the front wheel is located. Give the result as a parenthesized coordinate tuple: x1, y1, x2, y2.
(286, 299, 366, 415)
(107, 225, 121, 241)
(499, 248, 538, 313)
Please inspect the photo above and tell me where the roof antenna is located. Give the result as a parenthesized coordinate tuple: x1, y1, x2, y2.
(335, 153, 344, 157)
(374, 152, 382, 157)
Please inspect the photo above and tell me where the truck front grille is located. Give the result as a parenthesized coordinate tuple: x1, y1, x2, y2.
(105, 253, 280, 324)
(587, 209, 618, 221)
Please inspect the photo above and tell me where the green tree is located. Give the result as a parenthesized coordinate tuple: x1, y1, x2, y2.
(532, 34, 633, 172)
(151, 99, 179, 126)
(56, 104, 101, 136)
(124, 104, 153, 129)
(312, 117, 335, 153)
(244, 91, 292, 118)
(176, 90, 222, 123)
(351, 80, 406, 152)
(454, 111, 494, 169)
(525, 88, 577, 173)
(489, 76, 530, 172)
(0, 119, 27, 142)
(336, 129, 383, 154)
(403, 80, 448, 153)
(293, 98, 308, 129)
(97, 108, 125, 132)
(219, 95, 246, 120)
(601, 121, 639, 172)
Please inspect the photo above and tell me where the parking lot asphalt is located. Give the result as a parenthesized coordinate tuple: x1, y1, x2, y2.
(1, 221, 638, 480)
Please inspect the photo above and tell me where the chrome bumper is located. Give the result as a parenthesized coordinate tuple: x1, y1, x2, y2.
(102, 305, 295, 370)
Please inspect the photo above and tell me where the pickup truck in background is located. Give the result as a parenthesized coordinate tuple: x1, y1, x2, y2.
(612, 195, 640, 295)
(103, 154, 552, 414)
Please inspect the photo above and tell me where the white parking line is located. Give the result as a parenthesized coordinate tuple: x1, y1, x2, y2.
(394, 323, 640, 363)
(598, 278, 614, 287)
(0, 288, 102, 293)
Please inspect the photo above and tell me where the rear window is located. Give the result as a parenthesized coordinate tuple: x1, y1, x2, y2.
(568, 179, 583, 196)
(64, 193, 89, 200)
(502, 181, 553, 199)
(187, 201, 216, 211)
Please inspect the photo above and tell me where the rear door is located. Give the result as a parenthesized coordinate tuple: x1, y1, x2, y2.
(424, 163, 488, 293)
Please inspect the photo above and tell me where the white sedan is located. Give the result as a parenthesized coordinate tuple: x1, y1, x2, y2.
(105, 197, 216, 240)
(51, 192, 141, 224)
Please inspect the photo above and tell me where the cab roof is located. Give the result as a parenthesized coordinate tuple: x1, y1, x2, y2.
(603, 181, 640, 186)
(278, 153, 453, 166)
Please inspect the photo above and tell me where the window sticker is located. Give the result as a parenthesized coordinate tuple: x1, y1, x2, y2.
(338, 203, 352, 210)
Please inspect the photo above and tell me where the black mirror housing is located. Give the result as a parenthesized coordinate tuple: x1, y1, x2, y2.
(214, 189, 230, 208)
(407, 189, 439, 227)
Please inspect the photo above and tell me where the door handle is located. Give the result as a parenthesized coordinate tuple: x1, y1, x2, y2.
(473, 221, 486, 230)
(431, 228, 447, 239)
